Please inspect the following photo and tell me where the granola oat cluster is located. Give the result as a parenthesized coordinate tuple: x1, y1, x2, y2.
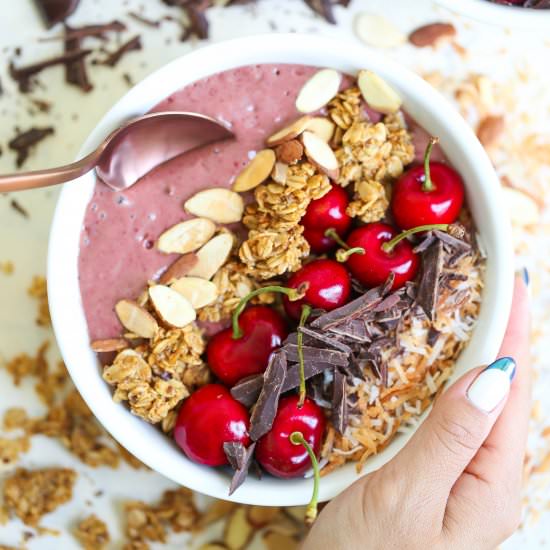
(74, 515, 111, 550)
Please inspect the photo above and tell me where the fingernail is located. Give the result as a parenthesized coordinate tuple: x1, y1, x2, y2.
(521, 267, 530, 287)
(466, 357, 516, 413)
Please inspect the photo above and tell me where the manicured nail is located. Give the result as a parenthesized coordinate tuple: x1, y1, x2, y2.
(521, 267, 529, 287)
(466, 357, 516, 413)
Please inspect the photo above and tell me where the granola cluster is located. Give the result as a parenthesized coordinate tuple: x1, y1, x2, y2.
(3, 467, 76, 527)
(74, 515, 110, 550)
(239, 162, 331, 279)
(198, 260, 275, 323)
(27, 275, 50, 327)
(103, 323, 208, 424)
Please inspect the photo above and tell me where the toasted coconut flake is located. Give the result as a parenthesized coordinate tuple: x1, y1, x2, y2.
(502, 186, 540, 226)
(148, 285, 196, 328)
(184, 188, 244, 224)
(115, 300, 158, 338)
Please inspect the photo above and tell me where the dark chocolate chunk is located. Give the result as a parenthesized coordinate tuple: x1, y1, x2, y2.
(297, 326, 353, 353)
(416, 240, 444, 321)
(433, 229, 470, 252)
(64, 26, 92, 93)
(307, 373, 330, 408)
(332, 369, 347, 435)
(427, 327, 440, 347)
(34, 0, 80, 28)
(249, 351, 287, 441)
(223, 441, 257, 495)
(60, 20, 126, 41)
(128, 12, 163, 27)
(413, 233, 436, 254)
(328, 319, 371, 343)
(282, 361, 334, 392)
(10, 199, 29, 218)
(186, 5, 209, 39)
(230, 375, 263, 408)
(97, 35, 142, 67)
(283, 344, 349, 366)
(8, 127, 54, 168)
(304, 0, 337, 24)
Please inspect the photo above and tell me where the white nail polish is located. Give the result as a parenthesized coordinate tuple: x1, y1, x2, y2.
(466, 357, 516, 413)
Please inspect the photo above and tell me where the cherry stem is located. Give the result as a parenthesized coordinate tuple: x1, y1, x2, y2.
(290, 431, 320, 525)
(381, 223, 449, 254)
(422, 137, 439, 192)
(232, 285, 306, 339)
(297, 304, 312, 408)
(325, 228, 365, 263)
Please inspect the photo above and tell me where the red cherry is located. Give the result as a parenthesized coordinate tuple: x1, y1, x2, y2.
(302, 184, 352, 254)
(255, 395, 325, 478)
(174, 384, 250, 466)
(283, 259, 351, 320)
(345, 223, 419, 290)
(391, 138, 464, 230)
(207, 306, 288, 386)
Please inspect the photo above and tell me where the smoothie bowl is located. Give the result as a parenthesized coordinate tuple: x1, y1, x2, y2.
(48, 34, 513, 507)
(435, 0, 550, 29)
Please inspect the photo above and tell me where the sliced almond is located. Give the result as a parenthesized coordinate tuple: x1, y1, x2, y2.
(232, 149, 276, 192)
(90, 338, 128, 353)
(295, 68, 342, 114)
(354, 12, 406, 48)
(263, 531, 300, 550)
(223, 507, 254, 550)
(357, 70, 402, 115)
(148, 285, 196, 328)
(157, 218, 216, 255)
(502, 186, 540, 227)
(115, 300, 158, 339)
(247, 506, 281, 528)
(271, 162, 289, 184)
(306, 117, 335, 143)
(409, 22, 456, 48)
(184, 189, 244, 224)
(266, 115, 312, 147)
(267, 514, 302, 536)
(301, 131, 339, 180)
(187, 233, 234, 280)
(170, 277, 218, 309)
(197, 500, 239, 529)
(158, 253, 199, 285)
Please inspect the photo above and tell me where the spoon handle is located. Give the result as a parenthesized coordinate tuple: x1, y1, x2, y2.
(0, 149, 101, 192)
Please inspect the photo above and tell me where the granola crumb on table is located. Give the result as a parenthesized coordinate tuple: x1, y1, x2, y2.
(27, 275, 51, 327)
(74, 514, 110, 550)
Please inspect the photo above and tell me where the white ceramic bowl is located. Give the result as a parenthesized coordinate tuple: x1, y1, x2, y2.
(48, 34, 514, 506)
(435, 0, 550, 30)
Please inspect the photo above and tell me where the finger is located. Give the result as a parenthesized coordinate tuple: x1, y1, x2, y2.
(390, 357, 515, 511)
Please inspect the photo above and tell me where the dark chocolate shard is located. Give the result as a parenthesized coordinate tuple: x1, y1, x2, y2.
(34, 0, 80, 29)
(332, 369, 347, 435)
(230, 375, 263, 408)
(97, 35, 142, 67)
(433, 230, 470, 252)
(60, 20, 126, 41)
(282, 361, 334, 392)
(128, 12, 163, 28)
(186, 5, 209, 39)
(283, 344, 349, 366)
(9, 127, 54, 168)
(329, 319, 371, 343)
(307, 373, 331, 408)
(417, 240, 444, 321)
(64, 26, 93, 93)
(413, 233, 435, 254)
(249, 351, 287, 441)
(304, 0, 337, 24)
(427, 327, 440, 348)
(10, 199, 29, 218)
(224, 441, 256, 495)
(297, 326, 353, 354)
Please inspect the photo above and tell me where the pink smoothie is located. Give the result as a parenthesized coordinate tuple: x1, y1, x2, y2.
(78, 64, 444, 341)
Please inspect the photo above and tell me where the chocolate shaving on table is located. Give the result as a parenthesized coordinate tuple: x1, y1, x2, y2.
(249, 351, 287, 441)
(128, 12, 163, 28)
(297, 326, 353, 354)
(184, 5, 209, 40)
(96, 35, 142, 67)
(230, 375, 263, 408)
(283, 344, 349, 367)
(10, 200, 30, 219)
(9, 49, 92, 93)
(64, 26, 93, 92)
(416, 240, 444, 321)
(8, 127, 54, 168)
(57, 20, 126, 41)
(283, 361, 334, 392)
(332, 369, 347, 435)
(223, 441, 257, 495)
(311, 273, 394, 330)
(34, 0, 80, 28)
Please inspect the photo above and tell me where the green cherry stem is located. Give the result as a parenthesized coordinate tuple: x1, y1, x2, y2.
(381, 223, 449, 254)
(422, 137, 439, 192)
(290, 431, 320, 525)
(297, 304, 312, 408)
(325, 228, 365, 262)
(231, 284, 307, 339)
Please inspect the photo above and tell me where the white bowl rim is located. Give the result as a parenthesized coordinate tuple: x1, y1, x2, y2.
(435, 0, 550, 29)
(48, 33, 514, 506)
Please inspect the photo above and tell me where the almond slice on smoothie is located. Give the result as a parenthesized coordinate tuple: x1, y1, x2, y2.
(158, 253, 199, 285)
(157, 218, 216, 255)
(306, 117, 335, 143)
(115, 299, 159, 338)
(187, 232, 234, 280)
(301, 131, 339, 180)
(266, 115, 312, 147)
(233, 149, 276, 192)
(357, 69, 402, 114)
(184, 188, 244, 224)
(295, 68, 342, 113)
(149, 285, 196, 328)
(170, 277, 218, 309)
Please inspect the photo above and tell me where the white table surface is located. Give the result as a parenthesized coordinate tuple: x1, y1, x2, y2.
(1, 0, 550, 548)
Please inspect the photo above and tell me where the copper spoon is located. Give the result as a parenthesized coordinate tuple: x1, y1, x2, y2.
(0, 112, 234, 192)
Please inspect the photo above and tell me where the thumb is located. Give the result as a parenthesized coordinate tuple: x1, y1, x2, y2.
(390, 357, 516, 508)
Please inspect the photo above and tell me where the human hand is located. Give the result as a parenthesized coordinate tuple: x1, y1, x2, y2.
(302, 275, 531, 550)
